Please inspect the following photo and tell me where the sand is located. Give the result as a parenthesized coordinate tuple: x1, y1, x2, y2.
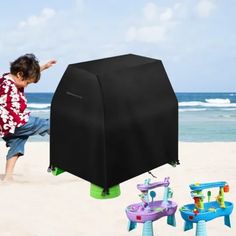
(0, 141, 236, 236)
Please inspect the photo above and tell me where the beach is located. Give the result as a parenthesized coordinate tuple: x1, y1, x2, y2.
(0, 141, 235, 236)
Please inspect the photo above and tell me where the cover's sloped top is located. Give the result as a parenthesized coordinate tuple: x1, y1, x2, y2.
(70, 54, 159, 75)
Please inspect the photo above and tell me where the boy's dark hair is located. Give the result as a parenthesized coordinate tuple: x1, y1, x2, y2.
(10, 54, 41, 83)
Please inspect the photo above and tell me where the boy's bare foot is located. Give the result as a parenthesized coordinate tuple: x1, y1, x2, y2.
(2, 174, 14, 182)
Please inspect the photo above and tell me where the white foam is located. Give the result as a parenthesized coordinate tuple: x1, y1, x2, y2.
(30, 109, 50, 113)
(179, 99, 236, 108)
(27, 103, 51, 109)
(205, 98, 230, 104)
(179, 108, 207, 112)
(179, 101, 204, 106)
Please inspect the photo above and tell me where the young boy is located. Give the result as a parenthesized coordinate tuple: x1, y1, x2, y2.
(0, 53, 56, 181)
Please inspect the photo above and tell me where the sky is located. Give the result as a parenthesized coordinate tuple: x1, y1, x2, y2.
(0, 0, 235, 92)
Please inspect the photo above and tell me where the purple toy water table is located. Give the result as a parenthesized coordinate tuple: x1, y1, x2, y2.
(125, 177, 177, 236)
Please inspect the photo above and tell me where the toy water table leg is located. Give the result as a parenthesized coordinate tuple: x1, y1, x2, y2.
(196, 220, 207, 236)
(127, 220, 137, 231)
(167, 214, 176, 226)
(142, 221, 154, 236)
(184, 221, 193, 231)
(224, 215, 231, 228)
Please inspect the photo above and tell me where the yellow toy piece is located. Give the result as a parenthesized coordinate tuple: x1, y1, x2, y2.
(216, 187, 226, 208)
(208, 207, 216, 212)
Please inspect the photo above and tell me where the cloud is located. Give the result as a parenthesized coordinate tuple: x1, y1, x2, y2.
(18, 8, 56, 29)
(1, 0, 229, 93)
(125, 0, 219, 44)
(75, 0, 85, 11)
(144, 2, 173, 21)
(196, 0, 216, 18)
(126, 2, 179, 43)
(143, 2, 158, 21)
(1, 0, 118, 71)
(160, 8, 173, 21)
(126, 25, 167, 43)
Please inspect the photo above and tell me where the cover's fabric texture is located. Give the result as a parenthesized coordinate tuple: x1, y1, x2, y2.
(50, 54, 178, 191)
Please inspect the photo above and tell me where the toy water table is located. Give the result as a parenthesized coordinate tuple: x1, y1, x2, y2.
(125, 177, 177, 236)
(179, 181, 233, 236)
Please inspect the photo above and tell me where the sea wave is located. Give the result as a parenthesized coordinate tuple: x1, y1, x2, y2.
(179, 98, 236, 108)
(205, 98, 230, 104)
(27, 103, 51, 110)
(30, 109, 51, 113)
(179, 108, 207, 112)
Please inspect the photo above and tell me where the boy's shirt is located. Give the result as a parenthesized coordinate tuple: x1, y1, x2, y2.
(0, 74, 30, 137)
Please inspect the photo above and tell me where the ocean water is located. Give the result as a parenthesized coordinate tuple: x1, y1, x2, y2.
(25, 92, 236, 142)
(178, 93, 236, 142)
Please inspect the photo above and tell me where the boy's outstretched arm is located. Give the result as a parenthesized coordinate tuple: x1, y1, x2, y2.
(40, 59, 57, 72)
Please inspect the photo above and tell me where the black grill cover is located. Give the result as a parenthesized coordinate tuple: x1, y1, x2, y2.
(50, 54, 178, 190)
